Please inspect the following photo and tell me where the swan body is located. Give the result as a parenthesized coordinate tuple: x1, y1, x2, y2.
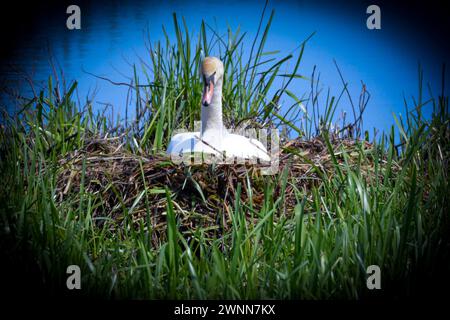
(167, 56, 270, 162)
(167, 131, 270, 161)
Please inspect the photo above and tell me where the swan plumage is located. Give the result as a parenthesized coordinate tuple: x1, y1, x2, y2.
(166, 56, 270, 162)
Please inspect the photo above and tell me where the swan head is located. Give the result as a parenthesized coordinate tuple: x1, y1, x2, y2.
(201, 56, 224, 107)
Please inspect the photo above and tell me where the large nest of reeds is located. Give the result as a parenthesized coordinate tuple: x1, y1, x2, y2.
(56, 135, 377, 245)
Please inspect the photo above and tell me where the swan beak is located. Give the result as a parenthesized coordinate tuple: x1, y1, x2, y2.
(202, 74, 215, 107)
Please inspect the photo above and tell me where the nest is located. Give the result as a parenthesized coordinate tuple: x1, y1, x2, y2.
(55, 135, 379, 246)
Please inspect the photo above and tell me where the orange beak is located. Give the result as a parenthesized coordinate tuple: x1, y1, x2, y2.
(201, 73, 215, 106)
(202, 82, 214, 106)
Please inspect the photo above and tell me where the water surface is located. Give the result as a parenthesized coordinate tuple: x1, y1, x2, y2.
(1, 0, 448, 137)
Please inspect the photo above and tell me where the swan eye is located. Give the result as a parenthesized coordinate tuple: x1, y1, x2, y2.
(203, 72, 216, 85)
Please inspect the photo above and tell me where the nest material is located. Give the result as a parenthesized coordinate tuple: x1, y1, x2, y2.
(55, 135, 381, 245)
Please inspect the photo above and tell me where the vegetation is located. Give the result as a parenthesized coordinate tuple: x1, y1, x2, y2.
(0, 11, 449, 299)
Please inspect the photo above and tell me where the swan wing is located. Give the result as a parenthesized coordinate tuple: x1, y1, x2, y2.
(167, 132, 198, 154)
(222, 134, 270, 161)
(167, 132, 221, 156)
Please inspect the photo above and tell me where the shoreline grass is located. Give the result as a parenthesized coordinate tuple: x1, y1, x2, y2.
(0, 12, 449, 299)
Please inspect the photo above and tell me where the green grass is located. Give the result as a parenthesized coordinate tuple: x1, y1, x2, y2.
(0, 12, 449, 299)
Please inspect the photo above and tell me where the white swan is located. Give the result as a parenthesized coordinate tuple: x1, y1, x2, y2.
(167, 56, 270, 162)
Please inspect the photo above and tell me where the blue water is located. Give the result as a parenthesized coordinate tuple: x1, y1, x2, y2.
(1, 0, 448, 138)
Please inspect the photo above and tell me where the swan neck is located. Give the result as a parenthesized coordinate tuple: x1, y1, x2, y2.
(201, 82, 223, 136)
